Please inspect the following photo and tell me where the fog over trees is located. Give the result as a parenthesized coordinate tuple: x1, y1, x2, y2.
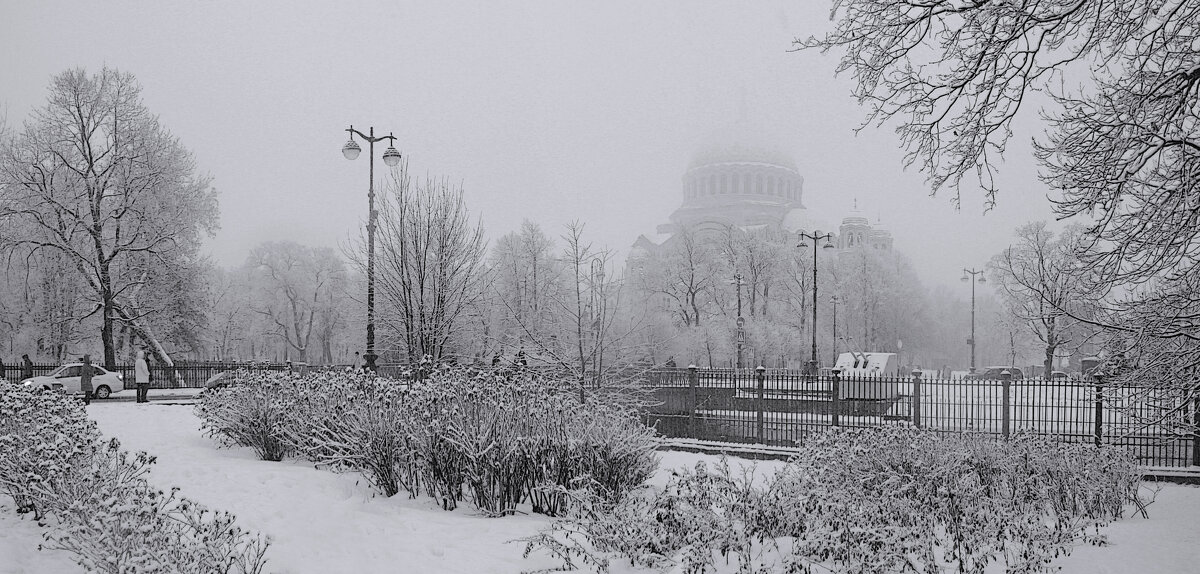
(3, 41, 1184, 379)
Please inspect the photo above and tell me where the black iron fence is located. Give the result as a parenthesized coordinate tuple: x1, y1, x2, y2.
(642, 367, 1200, 468)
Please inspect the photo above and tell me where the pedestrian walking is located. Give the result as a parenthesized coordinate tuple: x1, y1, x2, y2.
(352, 351, 362, 373)
(491, 351, 502, 367)
(0, 357, 6, 382)
(21, 354, 33, 381)
(515, 348, 527, 367)
(135, 350, 150, 403)
(80, 354, 94, 406)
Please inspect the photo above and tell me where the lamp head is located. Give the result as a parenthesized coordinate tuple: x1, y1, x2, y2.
(960, 274, 969, 282)
(342, 139, 362, 160)
(382, 145, 402, 167)
(978, 275, 987, 284)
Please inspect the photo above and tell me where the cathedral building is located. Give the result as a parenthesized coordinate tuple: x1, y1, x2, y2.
(631, 122, 891, 260)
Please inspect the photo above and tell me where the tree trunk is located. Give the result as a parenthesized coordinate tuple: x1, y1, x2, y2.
(101, 292, 116, 369)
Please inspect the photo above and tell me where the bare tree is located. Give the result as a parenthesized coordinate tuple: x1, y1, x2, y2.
(990, 222, 1101, 378)
(371, 164, 486, 363)
(639, 225, 714, 328)
(0, 67, 217, 368)
(247, 241, 346, 364)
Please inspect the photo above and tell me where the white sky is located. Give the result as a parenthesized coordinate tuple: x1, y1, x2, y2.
(2, 1, 1058, 292)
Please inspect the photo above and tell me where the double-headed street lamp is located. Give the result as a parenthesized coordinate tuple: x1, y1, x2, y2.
(342, 125, 402, 373)
(797, 230, 835, 374)
(961, 267, 987, 373)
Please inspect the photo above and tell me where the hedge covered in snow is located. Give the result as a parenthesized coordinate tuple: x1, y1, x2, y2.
(196, 366, 659, 516)
(523, 427, 1147, 574)
(0, 384, 271, 574)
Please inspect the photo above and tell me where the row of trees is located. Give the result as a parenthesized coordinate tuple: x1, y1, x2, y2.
(0, 67, 1094, 379)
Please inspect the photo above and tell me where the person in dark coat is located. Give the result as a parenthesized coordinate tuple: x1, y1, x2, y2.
(79, 354, 94, 406)
(491, 351, 502, 367)
(0, 357, 6, 382)
(515, 348, 527, 367)
(21, 354, 34, 381)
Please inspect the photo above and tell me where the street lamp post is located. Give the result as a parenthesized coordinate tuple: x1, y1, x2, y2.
(797, 230, 835, 374)
(731, 273, 746, 368)
(961, 267, 987, 373)
(342, 125, 402, 373)
(830, 294, 840, 360)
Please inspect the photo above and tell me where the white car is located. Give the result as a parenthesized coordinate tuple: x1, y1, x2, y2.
(21, 363, 124, 399)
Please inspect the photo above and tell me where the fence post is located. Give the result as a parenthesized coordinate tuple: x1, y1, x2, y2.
(1094, 372, 1105, 447)
(830, 368, 841, 427)
(755, 365, 766, 444)
(910, 369, 922, 429)
(688, 365, 698, 440)
(1192, 396, 1200, 467)
(1001, 370, 1012, 439)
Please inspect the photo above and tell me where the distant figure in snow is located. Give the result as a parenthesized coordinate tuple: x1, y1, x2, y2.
(515, 349, 527, 367)
(135, 349, 151, 403)
(352, 351, 362, 373)
(491, 351, 502, 367)
(665, 356, 677, 368)
(79, 354, 94, 406)
(0, 357, 6, 382)
(21, 354, 34, 381)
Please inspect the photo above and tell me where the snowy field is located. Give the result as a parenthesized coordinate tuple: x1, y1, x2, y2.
(2, 401, 1199, 574)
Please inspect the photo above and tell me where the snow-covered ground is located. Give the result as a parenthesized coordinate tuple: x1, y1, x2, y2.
(2, 401, 1198, 573)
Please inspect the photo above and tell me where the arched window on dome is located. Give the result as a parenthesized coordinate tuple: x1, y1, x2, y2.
(742, 173, 750, 195)
(767, 176, 775, 196)
(708, 174, 716, 196)
(720, 173, 728, 194)
(756, 174, 763, 194)
(783, 180, 791, 199)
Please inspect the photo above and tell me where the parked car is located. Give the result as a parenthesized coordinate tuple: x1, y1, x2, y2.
(966, 366, 1026, 380)
(21, 363, 124, 399)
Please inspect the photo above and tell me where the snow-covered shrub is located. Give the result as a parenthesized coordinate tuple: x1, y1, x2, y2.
(44, 483, 270, 574)
(279, 372, 420, 498)
(0, 383, 271, 574)
(197, 365, 659, 517)
(527, 427, 1146, 573)
(0, 383, 98, 518)
(196, 371, 298, 461)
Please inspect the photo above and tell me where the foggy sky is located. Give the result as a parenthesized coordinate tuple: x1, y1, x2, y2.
(2, 1, 1058, 292)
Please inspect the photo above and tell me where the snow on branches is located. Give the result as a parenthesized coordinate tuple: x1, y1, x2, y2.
(196, 366, 660, 517)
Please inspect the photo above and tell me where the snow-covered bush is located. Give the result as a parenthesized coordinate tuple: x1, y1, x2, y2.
(0, 382, 98, 519)
(196, 371, 298, 461)
(280, 371, 420, 498)
(44, 482, 270, 574)
(527, 427, 1146, 573)
(0, 384, 271, 574)
(199, 365, 659, 516)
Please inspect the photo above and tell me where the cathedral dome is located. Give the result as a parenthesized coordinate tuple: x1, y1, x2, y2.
(687, 122, 798, 171)
(677, 121, 804, 221)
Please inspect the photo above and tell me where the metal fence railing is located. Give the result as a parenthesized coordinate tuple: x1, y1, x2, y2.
(641, 367, 1200, 468)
